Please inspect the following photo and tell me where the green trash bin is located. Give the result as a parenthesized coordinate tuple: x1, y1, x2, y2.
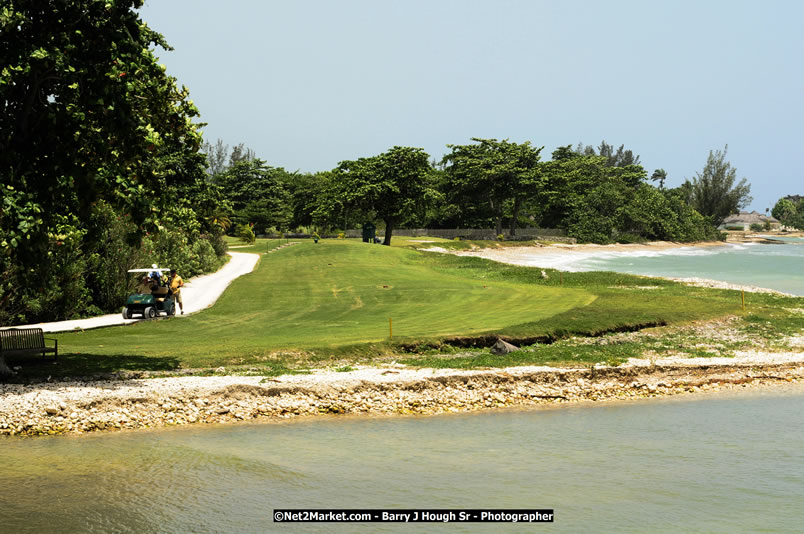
(362, 223, 376, 243)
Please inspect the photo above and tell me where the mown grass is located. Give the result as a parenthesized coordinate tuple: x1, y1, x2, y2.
(402, 238, 546, 251)
(225, 238, 287, 254)
(387, 236, 453, 247)
(50, 240, 590, 362)
(7, 239, 801, 379)
(398, 340, 645, 370)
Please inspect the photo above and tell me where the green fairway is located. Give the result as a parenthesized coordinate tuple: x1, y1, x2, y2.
(225, 238, 285, 254)
(52, 240, 592, 366)
(219, 241, 594, 343)
(35, 238, 790, 376)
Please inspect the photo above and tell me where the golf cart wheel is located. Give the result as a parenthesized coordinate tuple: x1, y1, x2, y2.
(122, 307, 133, 320)
(144, 306, 157, 319)
(167, 303, 176, 316)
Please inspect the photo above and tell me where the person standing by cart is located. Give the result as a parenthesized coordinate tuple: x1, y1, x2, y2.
(168, 269, 185, 315)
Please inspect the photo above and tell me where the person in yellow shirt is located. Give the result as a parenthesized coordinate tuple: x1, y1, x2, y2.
(168, 269, 185, 315)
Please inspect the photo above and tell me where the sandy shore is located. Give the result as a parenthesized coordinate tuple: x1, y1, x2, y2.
(439, 240, 719, 262)
(427, 240, 720, 273)
(436, 239, 726, 254)
(2, 350, 803, 436)
(429, 240, 798, 295)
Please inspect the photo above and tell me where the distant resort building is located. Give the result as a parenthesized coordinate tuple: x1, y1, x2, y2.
(719, 211, 781, 231)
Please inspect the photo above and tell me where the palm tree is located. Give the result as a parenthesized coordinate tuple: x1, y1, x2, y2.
(206, 210, 232, 232)
(651, 168, 667, 190)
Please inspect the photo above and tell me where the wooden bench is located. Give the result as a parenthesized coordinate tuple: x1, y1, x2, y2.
(0, 328, 58, 361)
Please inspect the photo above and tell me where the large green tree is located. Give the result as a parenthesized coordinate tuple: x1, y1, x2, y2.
(537, 146, 646, 230)
(686, 145, 752, 226)
(214, 160, 292, 234)
(771, 196, 804, 230)
(333, 146, 438, 245)
(564, 180, 717, 244)
(284, 171, 328, 230)
(1, 0, 206, 325)
(441, 138, 543, 236)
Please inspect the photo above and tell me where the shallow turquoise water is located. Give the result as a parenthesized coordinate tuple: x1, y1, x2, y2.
(3, 387, 804, 533)
(535, 242, 804, 296)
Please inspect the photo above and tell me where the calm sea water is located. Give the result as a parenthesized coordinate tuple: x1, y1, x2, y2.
(3, 387, 804, 533)
(517, 241, 804, 296)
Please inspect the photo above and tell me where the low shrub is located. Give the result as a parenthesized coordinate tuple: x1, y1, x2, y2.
(615, 233, 645, 244)
(237, 224, 256, 244)
(206, 229, 228, 257)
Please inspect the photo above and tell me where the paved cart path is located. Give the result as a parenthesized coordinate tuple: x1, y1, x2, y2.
(1, 252, 259, 333)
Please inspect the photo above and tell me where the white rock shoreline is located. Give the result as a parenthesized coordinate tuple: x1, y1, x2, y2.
(3, 354, 804, 437)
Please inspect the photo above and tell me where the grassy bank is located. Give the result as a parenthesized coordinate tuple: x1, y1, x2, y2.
(8, 239, 802, 379)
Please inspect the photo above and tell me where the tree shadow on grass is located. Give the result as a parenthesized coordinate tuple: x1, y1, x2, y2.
(2, 352, 181, 383)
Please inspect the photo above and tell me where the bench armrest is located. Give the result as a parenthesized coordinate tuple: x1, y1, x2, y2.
(44, 338, 58, 350)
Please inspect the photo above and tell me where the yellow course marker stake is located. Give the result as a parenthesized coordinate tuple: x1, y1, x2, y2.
(389, 317, 393, 339)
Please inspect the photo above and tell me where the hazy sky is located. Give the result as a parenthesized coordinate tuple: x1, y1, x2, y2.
(139, 0, 803, 212)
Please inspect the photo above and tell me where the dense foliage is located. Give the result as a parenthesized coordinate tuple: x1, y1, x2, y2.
(327, 147, 439, 245)
(533, 147, 718, 243)
(440, 138, 542, 236)
(213, 160, 291, 235)
(683, 145, 752, 226)
(771, 195, 804, 230)
(201, 138, 721, 247)
(1, 0, 226, 326)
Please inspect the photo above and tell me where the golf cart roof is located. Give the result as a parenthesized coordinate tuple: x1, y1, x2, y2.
(127, 268, 171, 273)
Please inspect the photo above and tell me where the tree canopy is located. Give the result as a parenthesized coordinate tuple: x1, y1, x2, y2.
(332, 146, 438, 245)
(214, 160, 292, 234)
(771, 196, 804, 230)
(441, 138, 543, 236)
(537, 146, 646, 229)
(1, 0, 203, 240)
(686, 146, 752, 226)
(575, 140, 641, 167)
(1, 0, 216, 325)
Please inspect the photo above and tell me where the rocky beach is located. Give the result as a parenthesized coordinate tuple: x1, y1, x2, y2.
(2, 346, 803, 437)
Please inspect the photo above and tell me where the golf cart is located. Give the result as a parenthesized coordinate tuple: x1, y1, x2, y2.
(122, 267, 176, 319)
